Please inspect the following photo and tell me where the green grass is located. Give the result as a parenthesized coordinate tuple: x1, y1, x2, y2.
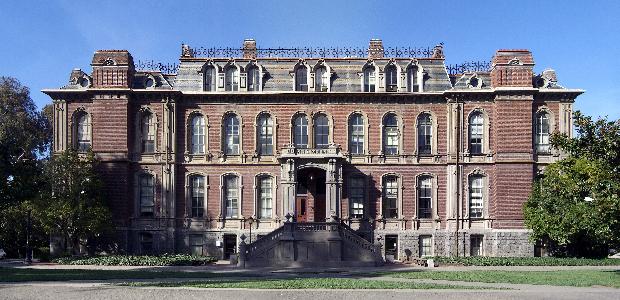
(432, 256, 620, 266)
(0, 268, 253, 282)
(383, 270, 620, 288)
(129, 278, 483, 290)
(53, 254, 217, 266)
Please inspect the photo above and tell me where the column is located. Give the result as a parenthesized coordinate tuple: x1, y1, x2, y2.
(325, 159, 339, 221)
(280, 159, 296, 219)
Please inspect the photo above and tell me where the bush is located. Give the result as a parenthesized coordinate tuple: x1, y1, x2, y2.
(53, 254, 217, 266)
(432, 256, 620, 266)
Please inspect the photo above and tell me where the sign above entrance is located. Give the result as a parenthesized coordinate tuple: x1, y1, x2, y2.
(280, 144, 342, 159)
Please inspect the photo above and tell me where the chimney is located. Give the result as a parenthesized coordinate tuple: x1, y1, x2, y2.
(243, 39, 257, 59)
(490, 49, 535, 87)
(90, 50, 135, 88)
(368, 39, 384, 59)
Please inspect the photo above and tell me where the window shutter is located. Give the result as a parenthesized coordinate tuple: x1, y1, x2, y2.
(240, 73, 247, 89)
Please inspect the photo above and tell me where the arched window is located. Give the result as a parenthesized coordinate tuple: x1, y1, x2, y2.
(190, 115, 206, 154)
(190, 175, 205, 218)
(383, 113, 399, 155)
(295, 66, 308, 91)
(224, 175, 239, 218)
(141, 112, 155, 153)
(385, 64, 398, 92)
(315, 67, 329, 92)
(407, 65, 419, 92)
(349, 113, 365, 155)
(382, 175, 399, 218)
(417, 176, 432, 219)
(247, 65, 260, 91)
(75, 112, 91, 152)
(349, 176, 365, 218)
(469, 112, 484, 154)
(535, 112, 550, 153)
(257, 114, 273, 155)
(139, 174, 155, 217)
(224, 66, 239, 91)
(203, 66, 216, 91)
(417, 113, 432, 155)
(469, 175, 484, 218)
(257, 176, 273, 219)
(314, 114, 329, 149)
(223, 114, 240, 155)
(293, 114, 308, 148)
(363, 66, 376, 92)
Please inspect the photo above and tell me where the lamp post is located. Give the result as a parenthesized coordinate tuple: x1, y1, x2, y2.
(247, 217, 254, 244)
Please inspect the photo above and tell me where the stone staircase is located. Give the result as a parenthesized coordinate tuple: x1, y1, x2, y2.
(237, 219, 384, 268)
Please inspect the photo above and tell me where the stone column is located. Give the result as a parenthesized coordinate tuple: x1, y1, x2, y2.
(325, 158, 340, 222)
(280, 158, 297, 219)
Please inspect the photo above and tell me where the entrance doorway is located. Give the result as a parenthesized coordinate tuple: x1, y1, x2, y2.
(223, 234, 236, 260)
(296, 168, 326, 222)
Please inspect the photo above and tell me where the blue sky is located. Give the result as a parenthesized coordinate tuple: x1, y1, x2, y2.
(1, 0, 618, 119)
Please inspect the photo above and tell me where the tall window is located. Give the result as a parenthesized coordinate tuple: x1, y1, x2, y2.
(314, 114, 329, 149)
(535, 112, 550, 153)
(470, 235, 483, 256)
(190, 115, 206, 154)
(419, 235, 432, 257)
(293, 115, 308, 148)
(407, 66, 419, 92)
(469, 176, 484, 218)
(257, 114, 273, 155)
(469, 112, 484, 154)
(247, 66, 260, 91)
(417, 113, 432, 155)
(258, 176, 273, 219)
(349, 177, 365, 218)
(385, 65, 398, 92)
(363, 66, 376, 92)
(418, 176, 432, 219)
(139, 174, 155, 217)
(141, 113, 155, 153)
(224, 114, 240, 155)
(295, 66, 308, 91)
(383, 113, 399, 155)
(315, 67, 329, 92)
(349, 113, 365, 155)
(224, 66, 239, 91)
(383, 176, 398, 218)
(75, 112, 91, 152)
(204, 66, 216, 91)
(190, 175, 205, 218)
(224, 175, 239, 218)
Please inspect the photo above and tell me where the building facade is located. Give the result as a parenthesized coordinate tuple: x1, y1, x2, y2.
(44, 39, 582, 261)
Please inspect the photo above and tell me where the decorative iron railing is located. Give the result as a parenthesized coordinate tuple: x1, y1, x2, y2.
(135, 60, 179, 75)
(189, 46, 435, 58)
(446, 61, 492, 75)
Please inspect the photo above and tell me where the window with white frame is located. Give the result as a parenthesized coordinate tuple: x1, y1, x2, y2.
(224, 175, 239, 218)
(469, 112, 484, 154)
(314, 114, 329, 149)
(383, 113, 399, 155)
(141, 112, 155, 153)
(349, 177, 365, 218)
(535, 112, 550, 154)
(190, 115, 206, 154)
(363, 66, 376, 92)
(469, 175, 484, 218)
(470, 235, 483, 256)
(257, 114, 273, 155)
(224, 114, 240, 155)
(417, 113, 432, 155)
(139, 174, 155, 217)
(349, 113, 365, 155)
(203, 66, 216, 91)
(190, 175, 205, 218)
(293, 114, 308, 148)
(75, 112, 91, 152)
(224, 66, 239, 91)
(295, 66, 308, 91)
(383, 176, 398, 218)
(247, 65, 260, 91)
(258, 176, 273, 219)
(407, 65, 420, 92)
(419, 235, 432, 257)
(315, 66, 329, 92)
(418, 176, 432, 219)
(385, 64, 398, 92)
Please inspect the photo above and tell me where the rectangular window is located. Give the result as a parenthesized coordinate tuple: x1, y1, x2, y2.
(385, 127, 399, 155)
(470, 235, 483, 256)
(258, 177, 273, 219)
(225, 176, 239, 218)
(349, 177, 365, 218)
(383, 177, 398, 218)
(418, 177, 432, 219)
(191, 116, 205, 154)
(350, 116, 364, 155)
(364, 69, 376, 92)
(419, 235, 432, 257)
(258, 117, 273, 155)
(189, 234, 203, 256)
(385, 235, 398, 260)
(191, 176, 205, 218)
(140, 175, 154, 217)
(469, 176, 484, 218)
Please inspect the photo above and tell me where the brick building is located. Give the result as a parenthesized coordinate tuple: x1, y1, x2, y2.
(43, 39, 582, 263)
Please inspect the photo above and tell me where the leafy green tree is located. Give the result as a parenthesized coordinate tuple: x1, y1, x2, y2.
(37, 149, 113, 255)
(524, 111, 620, 257)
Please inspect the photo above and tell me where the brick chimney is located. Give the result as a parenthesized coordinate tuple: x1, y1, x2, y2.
(243, 39, 257, 59)
(90, 50, 135, 88)
(368, 39, 384, 59)
(490, 49, 534, 87)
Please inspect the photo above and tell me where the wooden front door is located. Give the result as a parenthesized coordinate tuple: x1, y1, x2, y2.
(296, 196, 308, 222)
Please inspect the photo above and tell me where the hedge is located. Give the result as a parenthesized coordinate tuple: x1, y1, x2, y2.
(432, 256, 620, 266)
(53, 254, 217, 266)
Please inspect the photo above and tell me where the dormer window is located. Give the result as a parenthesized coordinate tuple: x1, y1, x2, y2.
(224, 66, 240, 91)
(295, 65, 308, 91)
(203, 66, 216, 91)
(247, 65, 261, 91)
(407, 65, 420, 92)
(385, 64, 398, 92)
(315, 66, 329, 92)
(363, 66, 376, 92)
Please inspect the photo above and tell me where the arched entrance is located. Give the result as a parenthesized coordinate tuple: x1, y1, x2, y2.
(296, 167, 326, 222)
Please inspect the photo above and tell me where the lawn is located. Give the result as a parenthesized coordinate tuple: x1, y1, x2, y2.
(0, 268, 252, 282)
(383, 270, 620, 288)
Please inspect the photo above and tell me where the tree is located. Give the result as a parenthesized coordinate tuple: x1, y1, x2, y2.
(524, 111, 620, 257)
(37, 149, 113, 255)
